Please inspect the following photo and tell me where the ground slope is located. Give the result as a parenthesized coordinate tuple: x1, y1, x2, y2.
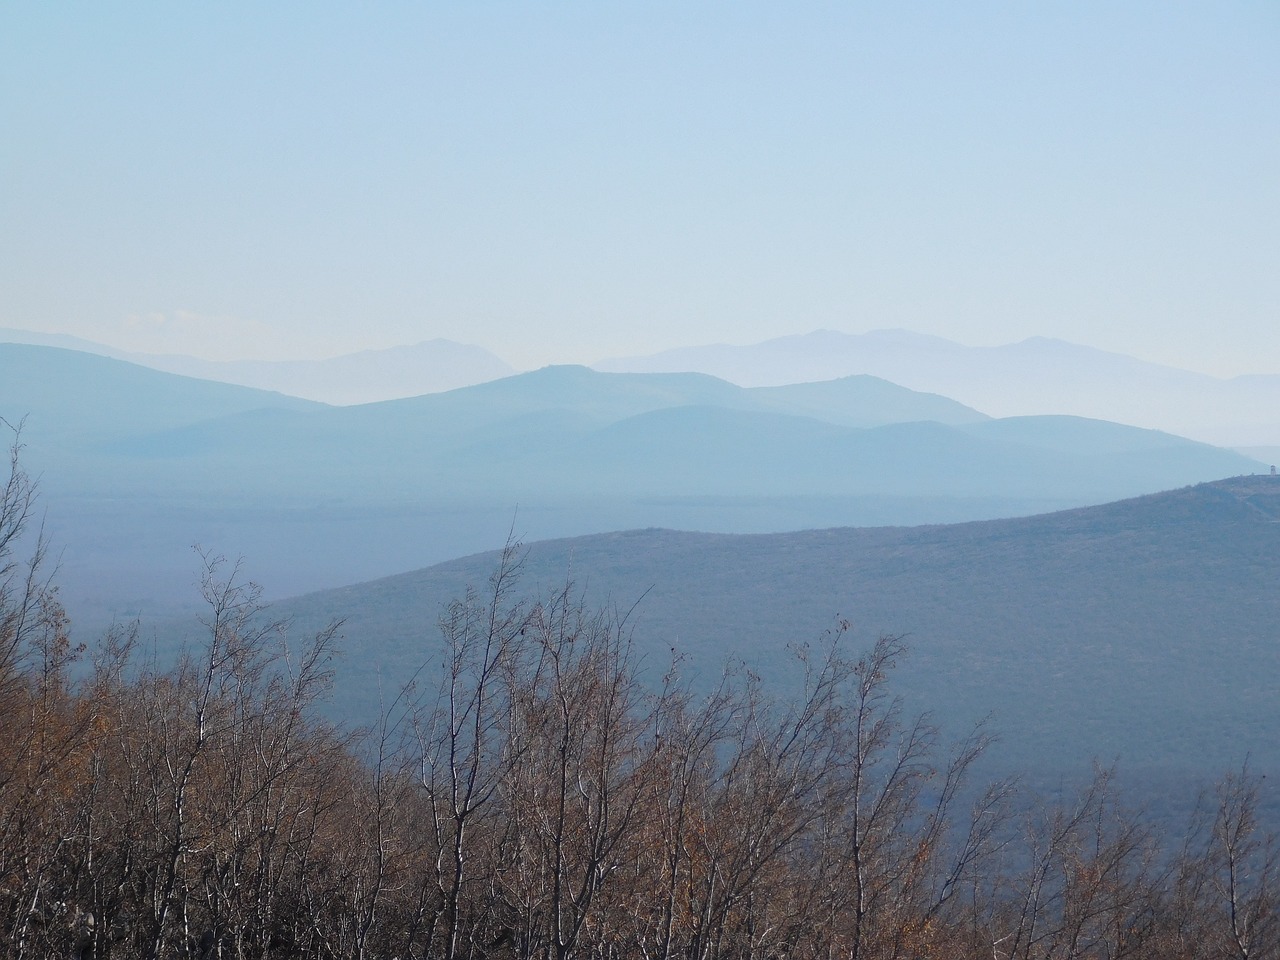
(270, 476, 1280, 785)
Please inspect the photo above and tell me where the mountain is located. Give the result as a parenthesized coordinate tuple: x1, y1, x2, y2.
(0, 328, 515, 403)
(0, 343, 325, 439)
(133, 340, 518, 404)
(47, 361, 1254, 507)
(595, 329, 1280, 448)
(269, 475, 1280, 789)
(17, 325, 1280, 446)
(0, 345, 1264, 632)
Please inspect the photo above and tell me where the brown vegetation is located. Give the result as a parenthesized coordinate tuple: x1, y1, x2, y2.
(0, 440, 1276, 959)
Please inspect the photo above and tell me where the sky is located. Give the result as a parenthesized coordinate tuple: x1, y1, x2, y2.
(1, 2, 1277, 374)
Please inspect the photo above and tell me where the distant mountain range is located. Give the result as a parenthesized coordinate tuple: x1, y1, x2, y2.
(269, 475, 1280, 789)
(596, 329, 1280, 448)
(0, 343, 1264, 632)
(10, 325, 1280, 449)
(0, 328, 515, 404)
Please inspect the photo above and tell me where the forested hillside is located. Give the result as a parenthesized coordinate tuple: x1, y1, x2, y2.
(272, 476, 1280, 784)
(3, 443, 1278, 959)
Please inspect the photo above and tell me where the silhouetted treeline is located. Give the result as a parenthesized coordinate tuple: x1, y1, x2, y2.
(1, 443, 1277, 959)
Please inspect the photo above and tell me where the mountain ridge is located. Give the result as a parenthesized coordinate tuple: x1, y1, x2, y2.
(0, 343, 1264, 632)
(0, 328, 516, 404)
(595, 329, 1280, 446)
(266, 475, 1280, 783)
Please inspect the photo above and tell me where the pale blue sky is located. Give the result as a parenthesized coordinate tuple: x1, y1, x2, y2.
(2, 2, 1276, 373)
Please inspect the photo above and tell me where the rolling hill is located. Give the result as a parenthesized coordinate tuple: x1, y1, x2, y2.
(267, 475, 1280, 789)
(0, 344, 1266, 632)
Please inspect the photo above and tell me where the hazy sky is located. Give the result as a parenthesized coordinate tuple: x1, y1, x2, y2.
(2, 2, 1276, 374)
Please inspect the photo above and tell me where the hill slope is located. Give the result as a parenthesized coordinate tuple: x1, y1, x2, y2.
(0, 328, 516, 404)
(271, 476, 1280, 783)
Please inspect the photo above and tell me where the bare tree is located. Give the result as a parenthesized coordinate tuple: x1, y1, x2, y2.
(402, 538, 533, 960)
(500, 583, 663, 960)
